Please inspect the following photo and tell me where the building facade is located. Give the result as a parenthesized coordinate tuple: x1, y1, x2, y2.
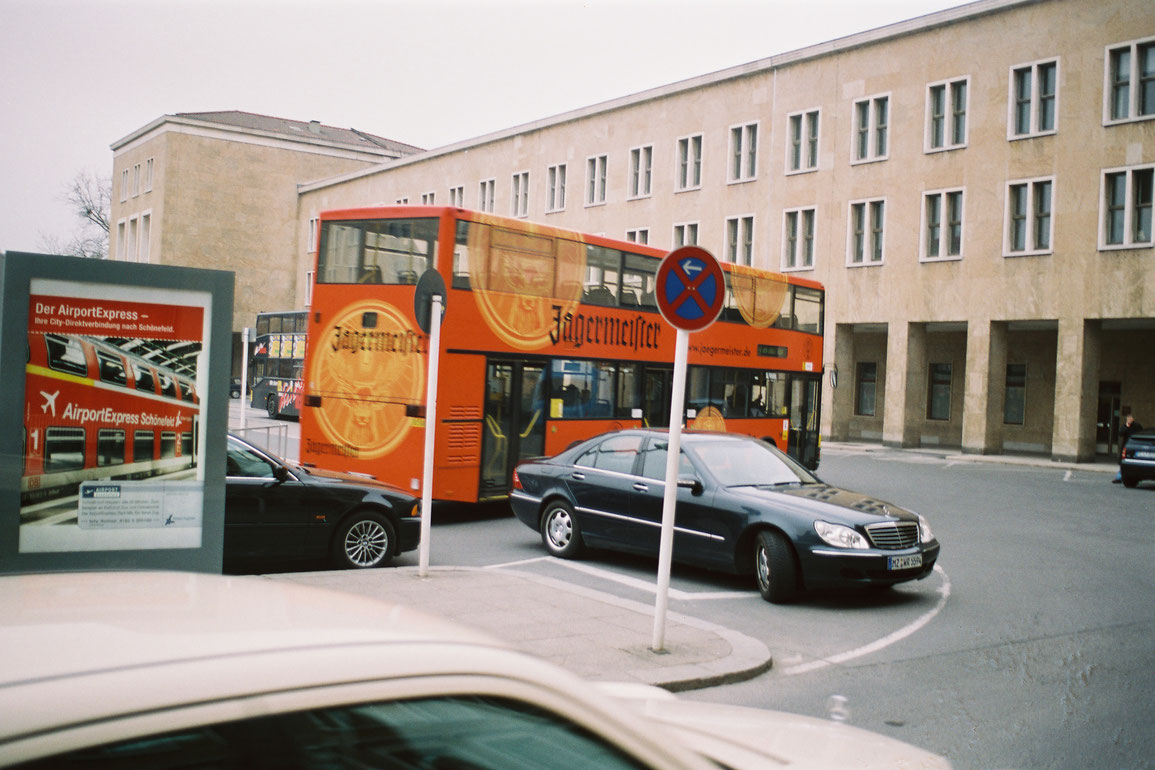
(113, 0, 1154, 463)
(109, 111, 423, 333)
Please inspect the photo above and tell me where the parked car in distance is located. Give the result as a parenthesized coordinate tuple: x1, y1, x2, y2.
(0, 571, 951, 769)
(225, 433, 420, 570)
(1120, 429, 1155, 488)
(511, 429, 940, 603)
(229, 377, 242, 398)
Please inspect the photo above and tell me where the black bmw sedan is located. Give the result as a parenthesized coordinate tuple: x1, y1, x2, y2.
(510, 429, 940, 603)
(225, 434, 421, 571)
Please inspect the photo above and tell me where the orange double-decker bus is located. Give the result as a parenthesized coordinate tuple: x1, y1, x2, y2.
(300, 206, 824, 504)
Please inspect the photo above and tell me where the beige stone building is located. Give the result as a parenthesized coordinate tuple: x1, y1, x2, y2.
(113, 0, 1154, 463)
(109, 111, 423, 334)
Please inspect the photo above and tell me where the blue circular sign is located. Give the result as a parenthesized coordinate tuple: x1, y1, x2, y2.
(655, 247, 725, 331)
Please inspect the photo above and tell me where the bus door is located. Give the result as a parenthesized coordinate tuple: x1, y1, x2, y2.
(787, 374, 821, 469)
(641, 366, 673, 428)
(480, 359, 546, 500)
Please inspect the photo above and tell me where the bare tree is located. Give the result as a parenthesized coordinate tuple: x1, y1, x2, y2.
(40, 170, 111, 258)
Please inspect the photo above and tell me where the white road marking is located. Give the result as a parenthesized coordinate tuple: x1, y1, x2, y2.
(781, 563, 952, 675)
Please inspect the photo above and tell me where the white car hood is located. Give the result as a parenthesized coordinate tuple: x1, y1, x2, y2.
(602, 683, 950, 769)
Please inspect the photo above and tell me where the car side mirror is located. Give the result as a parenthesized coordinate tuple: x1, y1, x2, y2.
(272, 465, 290, 483)
(677, 476, 704, 496)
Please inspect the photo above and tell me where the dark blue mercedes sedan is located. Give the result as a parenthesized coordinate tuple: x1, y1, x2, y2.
(510, 429, 940, 603)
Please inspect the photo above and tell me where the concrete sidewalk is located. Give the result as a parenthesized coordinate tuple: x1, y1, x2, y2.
(269, 566, 772, 692)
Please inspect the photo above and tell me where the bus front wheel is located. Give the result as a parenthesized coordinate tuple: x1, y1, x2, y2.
(266, 395, 279, 419)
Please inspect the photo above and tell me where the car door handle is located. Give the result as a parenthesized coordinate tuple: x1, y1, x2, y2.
(571, 472, 586, 480)
(633, 483, 649, 492)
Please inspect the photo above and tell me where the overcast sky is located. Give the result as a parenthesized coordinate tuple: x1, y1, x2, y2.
(0, 0, 969, 253)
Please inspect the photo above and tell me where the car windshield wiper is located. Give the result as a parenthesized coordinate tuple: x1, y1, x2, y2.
(736, 480, 801, 489)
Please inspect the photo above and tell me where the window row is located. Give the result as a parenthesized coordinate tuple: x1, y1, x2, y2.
(668, 164, 1151, 270)
(548, 357, 803, 427)
(32, 426, 189, 473)
(118, 158, 155, 202)
(383, 36, 1152, 220)
(854, 361, 1028, 426)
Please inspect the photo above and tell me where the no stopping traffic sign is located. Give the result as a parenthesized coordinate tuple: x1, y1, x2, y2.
(654, 246, 725, 332)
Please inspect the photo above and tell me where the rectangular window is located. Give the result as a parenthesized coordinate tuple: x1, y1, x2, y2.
(1106, 38, 1155, 123)
(927, 78, 968, 151)
(144, 158, 154, 192)
(625, 228, 649, 244)
(448, 185, 464, 207)
(421, 192, 435, 205)
(1101, 165, 1154, 249)
(922, 189, 964, 261)
(848, 199, 885, 265)
(45, 427, 85, 472)
(1005, 177, 1054, 256)
(140, 213, 151, 263)
(132, 163, 140, 196)
(1010, 59, 1058, 138)
(586, 154, 607, 205)
(478, 179, 495, 213)
(673, 222, 698, 247)
(1004, 363, 1027, 425)
(511, 171, 529, 217)
(724, 215, 754, 265)
(546, 164, 566, 212)
(852, 95, 889, 163)
(782, 207, 816, 270)
(676, 134, 702, 190)
(97, 429, 126, 467)
(927, 363, 952, 421)
(729, 122, 758, 182)
(119, 169, 128, 202)
(628, 145, 652, 198)
(787, 110, 820, 172)
(855, 362, 878, 417)
(308, 217, 320, 253)
(133, 430, 155, 462)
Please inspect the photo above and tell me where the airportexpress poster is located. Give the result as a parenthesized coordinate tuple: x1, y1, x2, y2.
(20, 279, 211, 553)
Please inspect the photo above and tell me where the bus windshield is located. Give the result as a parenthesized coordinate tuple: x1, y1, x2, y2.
(317, 218, 439, 285)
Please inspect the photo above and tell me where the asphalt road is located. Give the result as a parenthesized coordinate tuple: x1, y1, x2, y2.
(235, 404, 1155, 769)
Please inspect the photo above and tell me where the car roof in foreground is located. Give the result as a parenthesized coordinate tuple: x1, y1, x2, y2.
(0, 571, 716, 770)
(0, 570, 496, 689)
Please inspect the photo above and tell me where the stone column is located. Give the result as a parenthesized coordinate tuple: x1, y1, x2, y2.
(962, 320, 1007, 455)
(883, 321, 925, 448)
(1052, 318, 1100, 462)
(826, 323, 855, 441)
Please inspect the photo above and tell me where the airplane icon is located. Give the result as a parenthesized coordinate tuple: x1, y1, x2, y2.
(40, 390, 60, 417)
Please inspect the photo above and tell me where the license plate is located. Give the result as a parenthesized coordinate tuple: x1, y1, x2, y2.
(888, 554, 923, 571)
(1135, 450, 1155, 460)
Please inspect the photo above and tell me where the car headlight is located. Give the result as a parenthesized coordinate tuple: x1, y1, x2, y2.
(814, 521, 869, 549)
(918, 514, 934, 543)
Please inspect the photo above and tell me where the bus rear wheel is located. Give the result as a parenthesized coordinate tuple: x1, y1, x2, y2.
(266, 394, 279, 419)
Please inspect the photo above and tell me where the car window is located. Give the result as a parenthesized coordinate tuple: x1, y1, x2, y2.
(639, 440, 696, 481)
(576, 434, 643, 474)
(16, 695, 653, 770)
(226, 440, 278, 479)
(689, 439, 813, 487)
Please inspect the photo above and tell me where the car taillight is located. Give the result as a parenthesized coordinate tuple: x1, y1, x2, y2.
(512, 468, 523, 491)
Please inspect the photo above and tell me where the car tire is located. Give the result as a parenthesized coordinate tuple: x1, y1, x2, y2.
(1122, 474, 1139, 488)
(332, 511, 395, 569)
(754, 530, 799, 604)
(266, 394, 279, 419)
(541, 500, 583, 559)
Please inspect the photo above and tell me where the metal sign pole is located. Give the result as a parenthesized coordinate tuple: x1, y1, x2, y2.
(239, 326, 250, 432)
(652, 326, 689, 652)
(417, 293, 442, 578)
